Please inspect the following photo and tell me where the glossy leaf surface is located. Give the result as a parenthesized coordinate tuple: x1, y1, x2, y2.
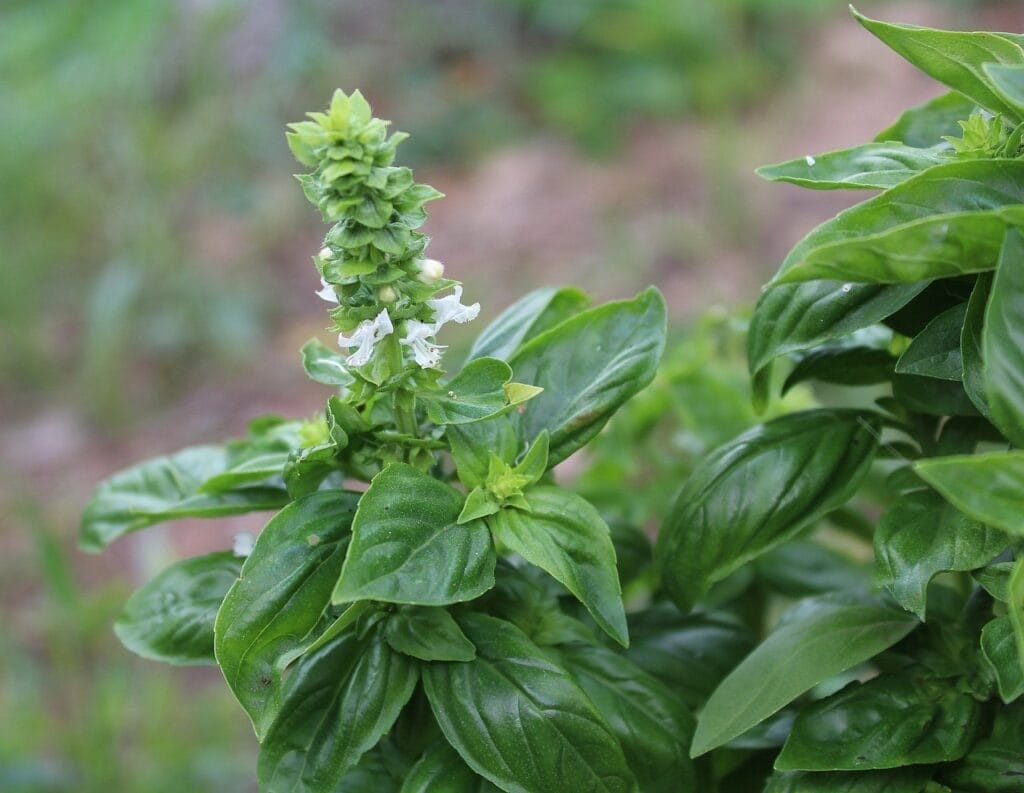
(656, 410, 879, 611)
(115, 551, 241, 665)
(333, 463, 495, 606)
(423, 614, 637, 793)
(691, 592, 918, 757)
(466, 286, 590, 363)
(80, 445, 288, 551)
(489, 486, 627, 647)
(258, 622, 418, 792)
(874, 490, 1008, 619)
(757, 143, 947, 190)
(775, 674, 980, 770)
(916, 451, 1024, 536)
(384, 606, 476, 662)
(215, 490, 360, 737)
(984, 227, 1024, 446)
(507, 288, 666, 466)
(981, 616, 1024, 703)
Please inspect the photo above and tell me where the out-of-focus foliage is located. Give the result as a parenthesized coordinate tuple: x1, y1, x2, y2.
(2, 0, 853, 424)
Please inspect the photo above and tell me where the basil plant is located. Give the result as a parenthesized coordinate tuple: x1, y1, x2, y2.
(82, 10, 1024, 792)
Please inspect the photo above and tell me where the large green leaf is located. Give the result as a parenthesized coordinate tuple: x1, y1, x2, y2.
(214, 490, 360, 738)
(755, 541, 869, 599)
(854, 10, 1024, 119)
(774, 209, 1021, 285)
(257, 621, 418, 792)
(985, 62, 1024, 117)
(981, 616, 1024, 703)
(1009, 558, 1024, 696)
(507, 288, 666, 466)
(656, 410, 879, 611)
(466, 286, 590, 363)
(769, 160, 1024, 284)
(690, 592, 918, 757)
(763, 768, 934, 793)
(561, 643, 698, 793)
(940, 708, 1024, 793)
(783, 346, 895, 394)
(916, 451, 1024, 536)
(895, 303, 967, 380)
(874, 90, 978, 147)
(400, 742, 501, 793)
(489, 486, 628, 647)
(756, 143, 948, 190)
(984, 227, 1024, 447)
(962, 274, 994, 418)
(625, 605, 755, 709)
(114, 551, 241, 665)
(80, 445, 289, 551)
(874, 490, 1009, 619)
(333, 463, 495, 606)
(422, 614, 637, 793)
(775, 674, 980, 770)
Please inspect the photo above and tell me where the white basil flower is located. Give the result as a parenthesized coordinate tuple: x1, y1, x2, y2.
(427, 285, 480, 328)
(337, 309, 393, 366)
(316, 276, 339, 304)
(401, 319, 446, 369)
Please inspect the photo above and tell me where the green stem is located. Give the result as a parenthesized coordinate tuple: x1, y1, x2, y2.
(384, 333, 418, 440)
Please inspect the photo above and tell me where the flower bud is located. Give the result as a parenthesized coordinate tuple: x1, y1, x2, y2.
(318, 247, 333, 262)
(416, 258, 444, 284)
(378, 285, 398, 304)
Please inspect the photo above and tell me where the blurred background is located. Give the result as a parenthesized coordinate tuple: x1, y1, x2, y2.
(2, 1, 1021, 790)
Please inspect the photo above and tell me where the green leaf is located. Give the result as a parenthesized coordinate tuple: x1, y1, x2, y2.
(400, 742, 502, 793)
(984, 227, 1024, 446)
(769, 160, 1024, 283)
(940, 717, 1024, 792)
(656, 410, 880, 611)
(774, 209, 1021, 285)
(916, 451, 1024, 536)
(875, 91, 979, 148)
(422, 613, 638, 793)
(985, 62, 1024, 118)
(748, 282, 926, 410)
(301, 338, 355, 386)
(854, 10, 1024, 119)
(446, 416, 519, 490)
(215, 490, 360, 738)
(507, 287, 666, 466)
(775, 673, 980, 770)
(333, 463, 496, 606)
(80, 445, 289, 551)
(757, 143, 948, 190)
(422, 358, 538, 425)
(892, 372, 979, 417)
(783, 346, 895, 394)
(962, 274, 994, 418)
(974, 561, 1015, 601)
(1009, 558, 1024, 697)
(755, 541, 868, 598)
(466, 286, 590, 363)
(114, 551, 241, 665)
(625, 604, 755, 709)
(690, 591, 918, 757)
(874, 490, 1009, 619)
(981, 616, 1024, 703)
(561, 643, 698, 793)
(488, 485, 628, 647)
(896, 303, 967, 380)
(384, 606, 476, 662)
(764, 768, 935, 793)
(198, 452, 289, 493)
(257, 621, 418, 792)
